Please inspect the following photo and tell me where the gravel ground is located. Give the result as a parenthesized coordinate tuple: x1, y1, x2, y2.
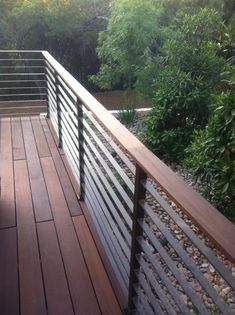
(86, 112, 235, 314)
(120, 117, 235, 314)
(128, 118, 197, 188)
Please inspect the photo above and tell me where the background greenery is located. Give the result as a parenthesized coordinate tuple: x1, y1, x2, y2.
(92, 0, 235, 219)
(0, 0, 234, 219)
(0, 0, 110, 90)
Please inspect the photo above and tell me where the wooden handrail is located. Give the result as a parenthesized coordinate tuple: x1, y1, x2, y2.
(42, 50, 235, 264)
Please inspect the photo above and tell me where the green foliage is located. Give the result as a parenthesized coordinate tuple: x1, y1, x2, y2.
(142, 66, 213, 161)
(142, 9, 226, 162)
(91, 0, 166, 92)
(164, 9, 226, 82)
(92, 0, 233, 94)
(0, 0, 110, 89)
(185, 89, 235, 218)
(117, 106, 136, 127)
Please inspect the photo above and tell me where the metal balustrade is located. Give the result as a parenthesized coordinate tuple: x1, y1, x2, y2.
(0, 50, 47, 116)
(1, 50, 235, 315)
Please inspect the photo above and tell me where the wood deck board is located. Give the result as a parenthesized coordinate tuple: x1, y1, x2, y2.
(14, 160, 47, 315)
(73, 215, 122, 315)
(31, 116, 51, 158)
(0, 228, 19, 315)
(0, 116, 122, 315)
(40, 117, 82, 216)
(80, 201, 128, 310)
(37, 221, 74, 315)
(11, 117, 26, 160)
(0, 118, 15, 228)
(21, 117, 52, 222)
(41, 156, 101, 315)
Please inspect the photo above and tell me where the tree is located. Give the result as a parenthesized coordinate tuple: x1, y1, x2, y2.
(92, 0, 234, 94)
(143, 9, 227, 162)
(91, 0, 165, 93)
(1, 0, 110, 88)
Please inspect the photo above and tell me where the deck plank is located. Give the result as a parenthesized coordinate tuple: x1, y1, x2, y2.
(37, 221, 74, 315)
(41, 156, 101, 315)
(21, 117, 52, 222)
(40, 117, 82, 216)
(14, 160, 47, 315)
(47, 119, 64, 155)
(11, 117, 26, 160)
(80, 201, 128, 310)
(0, 118, 15, 228)
(73, 215, 122, 315)
(0, 115, 122, 315)
(0, 228, 19, 315)
(61, 154, 80, 196)
(31, 116, 51, 157)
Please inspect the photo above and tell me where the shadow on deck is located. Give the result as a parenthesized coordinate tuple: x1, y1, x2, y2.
(0, 115, 122, 315)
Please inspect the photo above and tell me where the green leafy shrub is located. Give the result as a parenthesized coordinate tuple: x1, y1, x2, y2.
(142, 66, 213, 162)
(185, 90, 235, 219)
(142, 9, 227, 162)
(117, 106, 137, 127)
(90, 0, 168, 93)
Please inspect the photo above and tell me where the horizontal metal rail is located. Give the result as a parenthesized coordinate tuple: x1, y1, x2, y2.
(0, 51, 47, 115)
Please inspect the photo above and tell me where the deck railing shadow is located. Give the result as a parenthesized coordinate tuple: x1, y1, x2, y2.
(0, 50, 235, 315)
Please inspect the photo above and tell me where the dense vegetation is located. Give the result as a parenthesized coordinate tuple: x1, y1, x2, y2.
(0, 0, 109, 89)
(92, 0, 235, 219)
(0, 0, 234, 218)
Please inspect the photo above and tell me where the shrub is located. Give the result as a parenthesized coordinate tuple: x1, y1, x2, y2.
(142, 66, 212, 162)
(185, 90, 235, 219)
(142, 9, 227, 162)
(117, 106, 137, 127)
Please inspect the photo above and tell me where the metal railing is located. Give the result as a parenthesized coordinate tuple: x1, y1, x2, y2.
(0, 51, 47, 116)
(1, 50, 235, 315)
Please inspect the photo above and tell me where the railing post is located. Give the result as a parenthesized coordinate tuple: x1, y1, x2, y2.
(55, 73, 62, 148)
(77, 100, 85, 200)
(45, 62, 50, 119)
(127, 165, 147, 313)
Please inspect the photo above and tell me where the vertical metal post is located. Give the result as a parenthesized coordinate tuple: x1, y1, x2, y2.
(45, 63, 50, 119)
(127, 165, 147, 314)
(55, 73, 62, 148)
(77, 100, 85, 200)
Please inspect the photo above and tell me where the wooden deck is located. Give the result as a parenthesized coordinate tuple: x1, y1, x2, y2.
(0, 115, 122, 315)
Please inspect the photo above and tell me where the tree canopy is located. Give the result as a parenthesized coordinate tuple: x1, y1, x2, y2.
(92, 0, 235, 217)
(0, 0, 110, 89)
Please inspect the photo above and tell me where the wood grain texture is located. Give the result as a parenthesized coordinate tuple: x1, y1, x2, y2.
(0, 105, 47, 116)
(37, 221, 74, 315)
(0, 118, 15, 228)
(11, 117, 26, 160)
(31, 116, 50, 157)
(61, 154, 80, 196)
(14, 160, 47, 315)
(0, 100, 47, 108)
(47, 118, 64, 155)
(41, 156, 101, 315)
(0, 228, 19, 315)
(73, 215, 122, 315)
(40, 117, 82, 216)
(21, 117, 52, 222)
(0, 113, 124, 315)
(80, 201, 128, 310)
